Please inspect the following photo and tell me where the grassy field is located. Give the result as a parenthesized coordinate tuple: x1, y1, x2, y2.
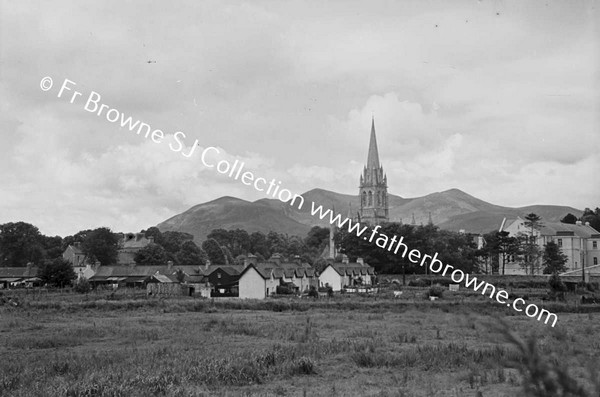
(1, 287, 599, 397)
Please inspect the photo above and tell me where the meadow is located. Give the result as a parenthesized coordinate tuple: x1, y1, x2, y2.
(1, 285, 599, 397)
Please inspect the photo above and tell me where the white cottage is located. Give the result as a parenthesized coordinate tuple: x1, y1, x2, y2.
(238, 261, 317, 299)
(318, 261, 375, 291)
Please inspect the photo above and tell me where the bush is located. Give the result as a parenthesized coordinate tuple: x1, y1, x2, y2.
(428, 285, 444, 299)
(548, 274, 566, 292)
(276, 285, 294, 295)
(73, 278, 91, 294)
(408, 278, 428, 287)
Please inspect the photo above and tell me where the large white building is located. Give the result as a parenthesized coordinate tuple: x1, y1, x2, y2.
(500, 217, 600, 275)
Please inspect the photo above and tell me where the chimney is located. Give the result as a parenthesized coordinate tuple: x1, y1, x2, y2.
(357, 257, 364, 265)
(205, 259, 210, 271)
(576, 221, 583, 226)
(270, 253, 282, 265)
(342, 254, 349, 264)
(167, 261, 173, 271)
(585, 222, 590, 226)
(245, 254, 257, 267)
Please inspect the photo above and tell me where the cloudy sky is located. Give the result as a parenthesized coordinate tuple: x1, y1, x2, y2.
(1, 0, 598, 237)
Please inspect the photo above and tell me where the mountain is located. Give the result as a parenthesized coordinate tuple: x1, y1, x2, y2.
(157, 188, 583, 242)
(158, 196, 312, 244)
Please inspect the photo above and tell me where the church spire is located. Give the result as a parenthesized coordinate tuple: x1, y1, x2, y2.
(359, 116, 388, 225)
(366, 116, 380, 170)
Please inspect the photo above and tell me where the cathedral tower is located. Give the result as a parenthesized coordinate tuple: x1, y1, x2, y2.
(359, 117, 389, 225)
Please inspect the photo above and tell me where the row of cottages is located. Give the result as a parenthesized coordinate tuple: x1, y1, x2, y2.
(318, 258, 375, 291)
(238, 254, 375, 299)
(499, 217, 600, 275)
(0, 264, 41, 289)
(238, 254, 318, 299)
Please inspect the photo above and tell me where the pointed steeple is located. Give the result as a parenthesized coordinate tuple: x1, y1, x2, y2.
(366, 116, 380, 170)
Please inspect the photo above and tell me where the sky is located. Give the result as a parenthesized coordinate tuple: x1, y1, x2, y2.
(0, 0, 598, 237)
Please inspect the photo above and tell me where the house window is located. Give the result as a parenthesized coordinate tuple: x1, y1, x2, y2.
(594, 257, 598, 266)
(557, 239, 562, 247)
(217, 273, 221, 279)
(594, 241, 598, 249)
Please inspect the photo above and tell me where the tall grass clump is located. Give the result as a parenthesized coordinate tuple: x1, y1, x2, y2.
(495, 320, 599, 397)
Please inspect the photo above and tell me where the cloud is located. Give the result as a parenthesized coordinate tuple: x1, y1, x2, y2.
(0, 0, 598, 236)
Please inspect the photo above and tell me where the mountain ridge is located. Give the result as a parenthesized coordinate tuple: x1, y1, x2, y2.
(157, 188, 583, 242)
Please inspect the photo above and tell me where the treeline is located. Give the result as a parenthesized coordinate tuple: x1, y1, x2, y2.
(561, 207, 600, 231)
(0, 222, 64, 267)
(335, 223, 480, 274)
(0, 221, 332, 268)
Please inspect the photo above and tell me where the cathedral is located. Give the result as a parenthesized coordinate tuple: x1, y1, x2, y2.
(359, 118, 389, 225)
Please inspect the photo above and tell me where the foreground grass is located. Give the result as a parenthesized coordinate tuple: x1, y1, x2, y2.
(1, 290, 599, 396)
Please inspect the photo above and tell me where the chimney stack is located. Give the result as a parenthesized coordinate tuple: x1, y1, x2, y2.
(167, 260, 173, 271)
(576, 221, 583, 226)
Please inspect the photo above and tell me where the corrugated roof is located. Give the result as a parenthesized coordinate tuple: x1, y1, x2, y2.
(152, 274, 175, 283)
(0, 267, 38, 278)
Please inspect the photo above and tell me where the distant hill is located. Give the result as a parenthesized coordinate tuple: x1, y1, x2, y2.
(157, 188, 583, 242)
(158, 196, 312, 244)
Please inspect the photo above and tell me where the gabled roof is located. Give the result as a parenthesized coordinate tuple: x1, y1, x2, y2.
(66, 244, 84, 255)
(325, 263, 375, 277)
(239, 261, 316, 280)
(207, 266, 241, 277)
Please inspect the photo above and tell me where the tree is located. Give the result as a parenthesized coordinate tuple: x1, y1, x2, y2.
(0, 222, 45, 266)
(39, 258, 76, 287)
(175, 268, 186, 283)
(304, 226, 330, 260)
(581, 208, 600, 231)
(161, 231, 194, 254)
(81, 227, 119, 265)
(176, 240, 207, 266)
(560, 213, 578, 224)
(134, 243, 168, 266)
(543, 241, 568, 275)
(249, 231, 270, 258)
(313, 258, 329, 274)
(523, 214, 543, 274)
(143, 227, 165, 247)
(41, 235, 64, 260)
(202, 238, 226, 265)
